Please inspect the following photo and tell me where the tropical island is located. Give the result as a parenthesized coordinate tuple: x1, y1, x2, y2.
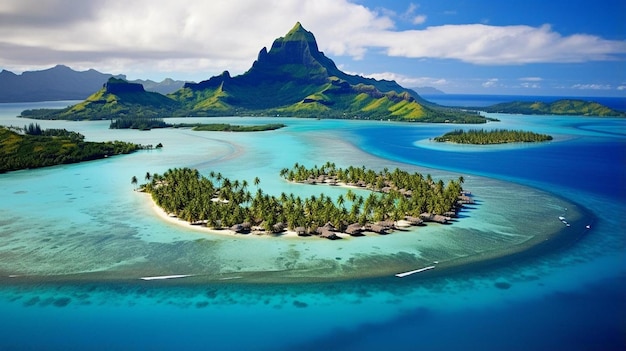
(19, 23, 486, 124)
(0, 124, 147, 173)
(482, 99, 625, 117)
(138, 163, 472, 239)
(190, 123, 286, 132)
(434, 129, 553, 144)
(109, 116, 286, 132)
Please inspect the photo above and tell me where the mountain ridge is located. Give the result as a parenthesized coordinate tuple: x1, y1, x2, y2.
(171, 22, 463, 121)
(0, 65, 187, 102)
(19, 23, 485, 123)
(482, 99, 625, 117)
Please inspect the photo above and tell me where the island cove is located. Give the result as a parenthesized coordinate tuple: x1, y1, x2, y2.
(120, 149, 593, 282)
(0, 108, 599, 284)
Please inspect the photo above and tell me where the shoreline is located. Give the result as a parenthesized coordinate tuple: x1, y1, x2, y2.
(143, 191, 420, 240)
(141, 183, 441, 240)
(142, 191, 304, 239)
(0, 185, 595, 286)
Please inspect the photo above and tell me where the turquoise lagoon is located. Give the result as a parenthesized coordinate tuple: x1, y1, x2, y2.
(0, 101, 624, 350)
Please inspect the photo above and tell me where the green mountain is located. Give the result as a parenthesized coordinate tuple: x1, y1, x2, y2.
(482, 99, 625, 117)
(171, 22, 478, 122)
(20, 78, 180, 120)
(21, 22, 484, 123)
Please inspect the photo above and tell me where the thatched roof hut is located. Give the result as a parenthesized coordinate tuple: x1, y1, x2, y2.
(272, 222, 285, 233)
(368, 224, 387, 234)
(377, 220, 395, 229)
(405, 216, 424, 225)
(319, 228, 340, 240)
(420, 213, 448, 224)
(322, 222, 336, 231)
(230, 224, 244, 233)
(230, 222, 252, 233)
(345, 223, 363, 236)
(295, 226, 308, 236)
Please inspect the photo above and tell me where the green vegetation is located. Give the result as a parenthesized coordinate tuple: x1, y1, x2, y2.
(108, 117, 286, 132)
(434, 129, 553, 144)
(20, 78, 180, 121)
(482, 99, 625, 117)
(190, 123, 286, 132)
(140, 163, 471, 237)
(0, 125, 144, 173)
(110, 117, 172, 130)
(20, 24, 487, 124)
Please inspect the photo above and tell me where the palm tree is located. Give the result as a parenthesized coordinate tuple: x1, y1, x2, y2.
(254, 176, 260, 188)
(145, 172, 151, 182)
(337, 194, 345, 209)
(345, 189, 356, 203)
(131, 175, 138, 190)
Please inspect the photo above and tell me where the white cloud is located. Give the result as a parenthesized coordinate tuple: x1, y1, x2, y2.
(482, 78, 499, 88)
(617, 85, 626, 91)
(359, 71, 447, 87)
(412, 15, 427, 25)
(1, 0, 625, 80)
(401, 3, 427, 25)
(571, 83, 612, 90)
(520, 82, 541, 89)
(520, 77, 543, 82)
(374, 24, 626, 65)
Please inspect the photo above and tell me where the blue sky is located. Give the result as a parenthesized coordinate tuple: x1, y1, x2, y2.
(1, 0, 624, 96)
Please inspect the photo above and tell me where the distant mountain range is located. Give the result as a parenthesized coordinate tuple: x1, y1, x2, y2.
(0, 65, 187, 102)
(411, 87, 446, 95)
(482, 99, 625, 117)
(20, 23, 484, 123)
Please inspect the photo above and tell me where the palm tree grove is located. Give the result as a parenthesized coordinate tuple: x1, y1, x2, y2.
(136, 162, 472, 238)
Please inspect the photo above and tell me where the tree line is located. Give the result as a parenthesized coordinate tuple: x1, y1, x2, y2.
(0, 126, 143, 173)
(139, 163, 468, 236)
(110, 117, 171, 130)
(434, 129, 553, 144)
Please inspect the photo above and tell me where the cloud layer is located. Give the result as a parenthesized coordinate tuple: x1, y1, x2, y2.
(1, 0, 625, 79)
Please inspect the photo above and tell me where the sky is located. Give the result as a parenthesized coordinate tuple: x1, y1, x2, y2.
(1, 0, 625, 96)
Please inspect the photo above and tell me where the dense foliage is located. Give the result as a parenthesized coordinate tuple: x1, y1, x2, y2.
(482, 99, 625, 117)
(0, 126, 142, 173)
(23, 122, 85, 141)
(191, 123, 286, 132)
(110, 117, 172, 130)
(434, 129, 553, 144)
(141, 163, 468, 235)
(108, 119, 286, 132)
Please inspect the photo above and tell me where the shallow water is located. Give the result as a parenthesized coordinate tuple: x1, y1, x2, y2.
(0, 102, 624, 350)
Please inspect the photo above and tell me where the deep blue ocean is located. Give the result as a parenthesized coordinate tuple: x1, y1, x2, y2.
(0, 97, 625, 351)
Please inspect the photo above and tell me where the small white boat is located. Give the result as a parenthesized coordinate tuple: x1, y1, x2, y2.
(140, 274, 193, 281)
(395, 266, 436, 278)
(558, 216, 566, 221)
(586, 225, 591, 229)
